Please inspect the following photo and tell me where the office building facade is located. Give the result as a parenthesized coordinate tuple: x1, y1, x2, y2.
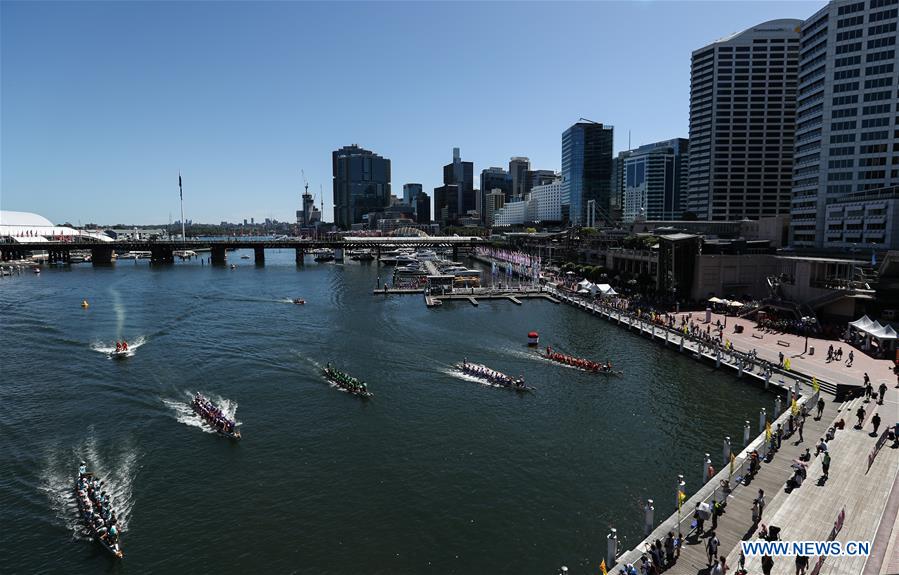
(485, 189, 506, 227)
(618, 138, 690, 222)
(438, 148, 475, 223)
(403, 183, 423, 205)
(414, 191, 431, 224)
(509, 157, 531, 200)
(687, 20, 801, 221)
(791, 0, 899, 249)
(561, 121, 614, 226)
(332, 145, 391, 229)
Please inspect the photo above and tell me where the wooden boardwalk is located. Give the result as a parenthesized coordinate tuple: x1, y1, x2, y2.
(612, 402, 832, 574)
(728, 396, 899, 575)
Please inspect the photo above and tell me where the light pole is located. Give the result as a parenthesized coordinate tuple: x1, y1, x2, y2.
(801, 316, 817, 354)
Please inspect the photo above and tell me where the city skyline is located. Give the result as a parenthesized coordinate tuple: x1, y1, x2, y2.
(2, 1, 825, 225)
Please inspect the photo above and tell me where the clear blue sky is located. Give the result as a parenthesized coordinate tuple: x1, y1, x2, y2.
(1, 0, 824, 226)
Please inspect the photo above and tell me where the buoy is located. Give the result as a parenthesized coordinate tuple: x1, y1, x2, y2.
(81, 299, 89, 308)
(528, 331, 539, 346)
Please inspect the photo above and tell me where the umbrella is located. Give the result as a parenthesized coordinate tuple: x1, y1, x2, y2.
(708, 297, 723, 304)
(729, 301, 744, 308)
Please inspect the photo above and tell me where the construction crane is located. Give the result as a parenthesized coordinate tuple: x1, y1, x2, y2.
(301, 169, 309, 194)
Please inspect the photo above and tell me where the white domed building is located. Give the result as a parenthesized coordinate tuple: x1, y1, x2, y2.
(0, 211, 111, 243)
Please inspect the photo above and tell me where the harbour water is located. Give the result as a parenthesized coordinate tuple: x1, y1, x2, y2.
(0, 250, 775, 574)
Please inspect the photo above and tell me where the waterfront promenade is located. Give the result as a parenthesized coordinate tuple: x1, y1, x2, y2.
(542, 285, 898, 574)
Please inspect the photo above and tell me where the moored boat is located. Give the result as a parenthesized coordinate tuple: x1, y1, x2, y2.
(539, 346, 621, 375)
(457, 360, 533, 392)
(190, 393, 241, 439)
(322, 363, 373, 398)
(73, 465, 123, 559)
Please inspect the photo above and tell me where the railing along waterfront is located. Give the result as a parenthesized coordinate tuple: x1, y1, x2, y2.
(543, 284, 838, 396)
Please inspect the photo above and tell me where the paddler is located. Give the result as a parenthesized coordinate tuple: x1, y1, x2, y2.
(122, 340, 128, 351)
(115, 342, 122, 352)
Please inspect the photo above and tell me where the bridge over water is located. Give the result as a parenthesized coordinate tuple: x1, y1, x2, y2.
(1, 236, 488, 265)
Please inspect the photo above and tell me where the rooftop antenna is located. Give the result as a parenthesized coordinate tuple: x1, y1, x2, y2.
(629, 130, 631, 151)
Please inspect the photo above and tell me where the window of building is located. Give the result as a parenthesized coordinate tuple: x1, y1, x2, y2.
(869, 8, 898, 22)
(835, 55, 862, 67)
(861, 130, 890, 140)
(865, 63, 895, 75)
(836, 28, 864, 41)
(868, 22, 898, 36)
(863, 103, 892, 114)
(836, 42, 863, 54)
(867, 35, 897, 49)
(831, 120, 858, 131)
(861, 117, 891, 128)
(838, 15, 865, 28)
(867, 49, 896, 62)
(865, 76, 895, 89)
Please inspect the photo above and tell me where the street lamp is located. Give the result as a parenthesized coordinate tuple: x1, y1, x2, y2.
(801, 316, 817, 354)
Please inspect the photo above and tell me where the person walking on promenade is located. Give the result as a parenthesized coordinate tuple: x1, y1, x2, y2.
(796, 554, 810, 575)
(864, 374, 872, 401)
(878, 382, 887, 405)
(693, 502, 705, 539)
(756, 489, 766, 521)
(816, 397, 825, 420)
(711, 555, 727, 575)
(847, 350, 854, 367)
(779, 351, 784, 367)
(873, 412, 882, 435)
(752, 498, 761, 526)
(776, 424, 783, 449)
(856, 405, 866, 429)
(706, 531, 720, 566)
(762, 554, 774, 575)
(798, 416, 805, 442)
(822, 451, 831, 479)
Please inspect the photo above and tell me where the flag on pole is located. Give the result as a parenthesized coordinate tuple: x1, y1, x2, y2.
(677, 488, 686, 509)
(812, 377, 819, 393)
(729, 451, 735, 475)
(179, 172, 183, 200)
(600, 559, 608, 575)
(765, 421, 772, 442)
(791, 397, 799, 416)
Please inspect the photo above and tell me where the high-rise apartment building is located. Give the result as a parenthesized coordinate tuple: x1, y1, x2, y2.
(332, 145, 391, 229)
(791, 0, 899, 249)
(530, 179, 564, 222)
(687, 20, 801, 221)
(561, 121, 614, 226)
(403, 183, 422, 205)
(618, 138, 690, 222)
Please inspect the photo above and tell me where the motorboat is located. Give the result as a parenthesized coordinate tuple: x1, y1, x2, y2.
(292, 298, 305, 305)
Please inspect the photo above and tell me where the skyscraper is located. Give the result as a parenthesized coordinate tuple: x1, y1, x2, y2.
(687, 20, 801, 221)
(480, 167, 513, 203)
(791, 0, 899, 249)
(437, 148, 474, 223)
(529, 169, 556, 189)
(332, 145, 391, 229)
(403, 183, 423, 205)
(509, 157, 531, 200)
(561, 121, 614, 226)
(618, 138, 690, 222)
(414, 191, 431, 224)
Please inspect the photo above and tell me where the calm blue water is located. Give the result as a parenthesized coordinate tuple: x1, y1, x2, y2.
(0, 250, 774, 574)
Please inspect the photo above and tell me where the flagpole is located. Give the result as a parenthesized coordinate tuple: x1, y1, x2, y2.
(179, 171, 185, 243)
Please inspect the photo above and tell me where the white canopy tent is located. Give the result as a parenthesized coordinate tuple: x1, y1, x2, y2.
(847, 315, 897, 355)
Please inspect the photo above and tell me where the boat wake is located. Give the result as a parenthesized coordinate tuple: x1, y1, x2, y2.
(440, 366, 527, 390)
(91, 335, 147, 358)
(162, 391, 239, 434)
(39, 433, 139, 537)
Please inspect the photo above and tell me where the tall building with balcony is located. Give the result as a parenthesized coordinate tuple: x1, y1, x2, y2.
(530, 178, 563, 222)
(332, 145, 391, 229)
(791, 0, 899, 249)
(618, 138, 690, 222)
(687, 20, 801, 221)
(561, 121, 614, 226)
